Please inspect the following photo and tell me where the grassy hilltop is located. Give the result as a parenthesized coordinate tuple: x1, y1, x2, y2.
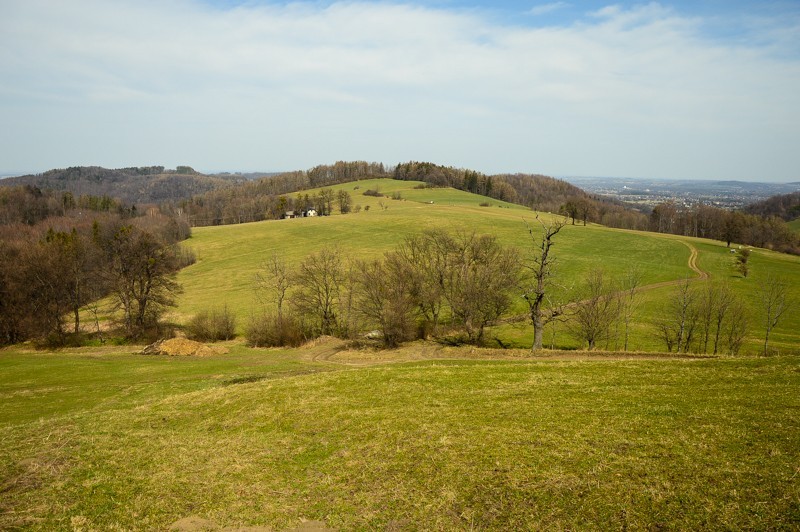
(177, 178, 800, 354)
(2, 178, 800, 530)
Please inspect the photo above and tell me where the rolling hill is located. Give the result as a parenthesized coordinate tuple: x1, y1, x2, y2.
(0, 165, 243, 204)
(177, 178, 800, 355)
(3, 178, 800, 530)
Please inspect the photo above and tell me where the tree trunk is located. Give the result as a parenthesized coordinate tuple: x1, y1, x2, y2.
(532, 308, 544, 351)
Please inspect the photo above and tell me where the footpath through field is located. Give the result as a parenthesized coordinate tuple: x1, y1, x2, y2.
(633, 239, 709, 295)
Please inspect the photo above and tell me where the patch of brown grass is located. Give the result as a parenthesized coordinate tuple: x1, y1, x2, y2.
(141, 338, 228, 357)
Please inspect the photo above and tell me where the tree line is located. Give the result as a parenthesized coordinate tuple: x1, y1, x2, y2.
(0, 187, 191, 346)
(7, 162, 799, 257)
(165, 162, 382, 225)
(743, 191, 800, 222)
(649, 201, 800, 254)
(0, 165, 243, 204)
(0, 185, 136, 226)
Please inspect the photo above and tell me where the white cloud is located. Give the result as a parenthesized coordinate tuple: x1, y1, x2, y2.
(528, 2, 569, 17)
(0, 0, 798, 180)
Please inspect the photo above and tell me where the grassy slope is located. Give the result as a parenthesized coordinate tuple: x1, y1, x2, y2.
(789, 217, 800, 233)
(178, 178, 800, 355)
(4, 179, 800, 529)
(2, 346, 798, 530)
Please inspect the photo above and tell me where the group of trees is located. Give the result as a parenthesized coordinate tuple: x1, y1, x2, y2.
(168, 162, 386, 225)
(656, 275, 793, 356)
(393, 162, 646, 230)
(243, 218, 793, 356)
(649, 201, 800, 254)
(0, 185, 136, 226)
(252, 229, 520, 348)
(656, 280, 749, 355)
(0, 187, 190, 346)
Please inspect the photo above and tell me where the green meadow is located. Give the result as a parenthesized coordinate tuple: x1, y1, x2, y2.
(2, 344, 799, 530)
(3, 179, 800, 530)
(178, 179, 800, 355)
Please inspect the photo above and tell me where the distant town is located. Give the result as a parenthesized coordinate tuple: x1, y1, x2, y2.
(564, 177, 800, 209)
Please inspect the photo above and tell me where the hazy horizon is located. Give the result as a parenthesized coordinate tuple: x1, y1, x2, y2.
(2, 0, 799, 183)
(2, 166, 799, 186)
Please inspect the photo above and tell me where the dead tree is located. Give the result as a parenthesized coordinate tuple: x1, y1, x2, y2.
(522, 215, 568, 351)
(757, 274, 792, 356)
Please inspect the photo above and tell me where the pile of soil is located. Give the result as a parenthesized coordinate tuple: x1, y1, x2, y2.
(141, 338, 228, 357)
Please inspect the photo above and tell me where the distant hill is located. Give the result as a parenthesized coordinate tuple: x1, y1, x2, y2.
(172, 160, 647, 229)
(0, 166, 244, 205)
(744, 191, 800, 221)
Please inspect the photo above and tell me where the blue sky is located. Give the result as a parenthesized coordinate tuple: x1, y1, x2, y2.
(1, 1, 799, 181)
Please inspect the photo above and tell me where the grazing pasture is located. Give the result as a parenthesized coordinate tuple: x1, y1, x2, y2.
(177, 179, 800, 354)
(1, 343, 799, 530)
(3, 179, 799, 530)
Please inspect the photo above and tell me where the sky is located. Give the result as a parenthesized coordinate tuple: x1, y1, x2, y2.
(1, 1, 799, 181)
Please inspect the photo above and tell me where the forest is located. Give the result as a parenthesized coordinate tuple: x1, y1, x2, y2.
(0, 185, 191, 346)
(2, 165, 243, 204)
(744, 190, 800, 221)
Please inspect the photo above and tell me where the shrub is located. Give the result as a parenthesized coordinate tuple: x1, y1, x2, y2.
(186, 305, 236, 342)
(176, 246, 197, 268)
(362, 189, 383, 197)
(391, 191, 402, 200)
(245, 312, 308, 347)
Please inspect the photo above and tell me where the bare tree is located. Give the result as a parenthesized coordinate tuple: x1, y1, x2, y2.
(98, 224, 181, 338)
(318, 188, 335, 216)
(442, 232, 520, 344)
(619, 265, 642, 351)
(757, 274, 792, 356)
(43, 228, 93, 334)
(703, 282, 737, 355)
(390, 230, 447, 337)
(658, 278, 700, 353)
(293, 246, 345, 336)
(725, 298, 749, 355)
(569, 268, 620, 350)
(337, 190, 352, 214)
(354, 258, 415, 347)
(521, 216, 568, 351)
(254, 252, 293, 319)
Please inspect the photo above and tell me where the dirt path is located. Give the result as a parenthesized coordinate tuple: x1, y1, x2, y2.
(631, 239, 709, 296)
(684, 240, 708, 280)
